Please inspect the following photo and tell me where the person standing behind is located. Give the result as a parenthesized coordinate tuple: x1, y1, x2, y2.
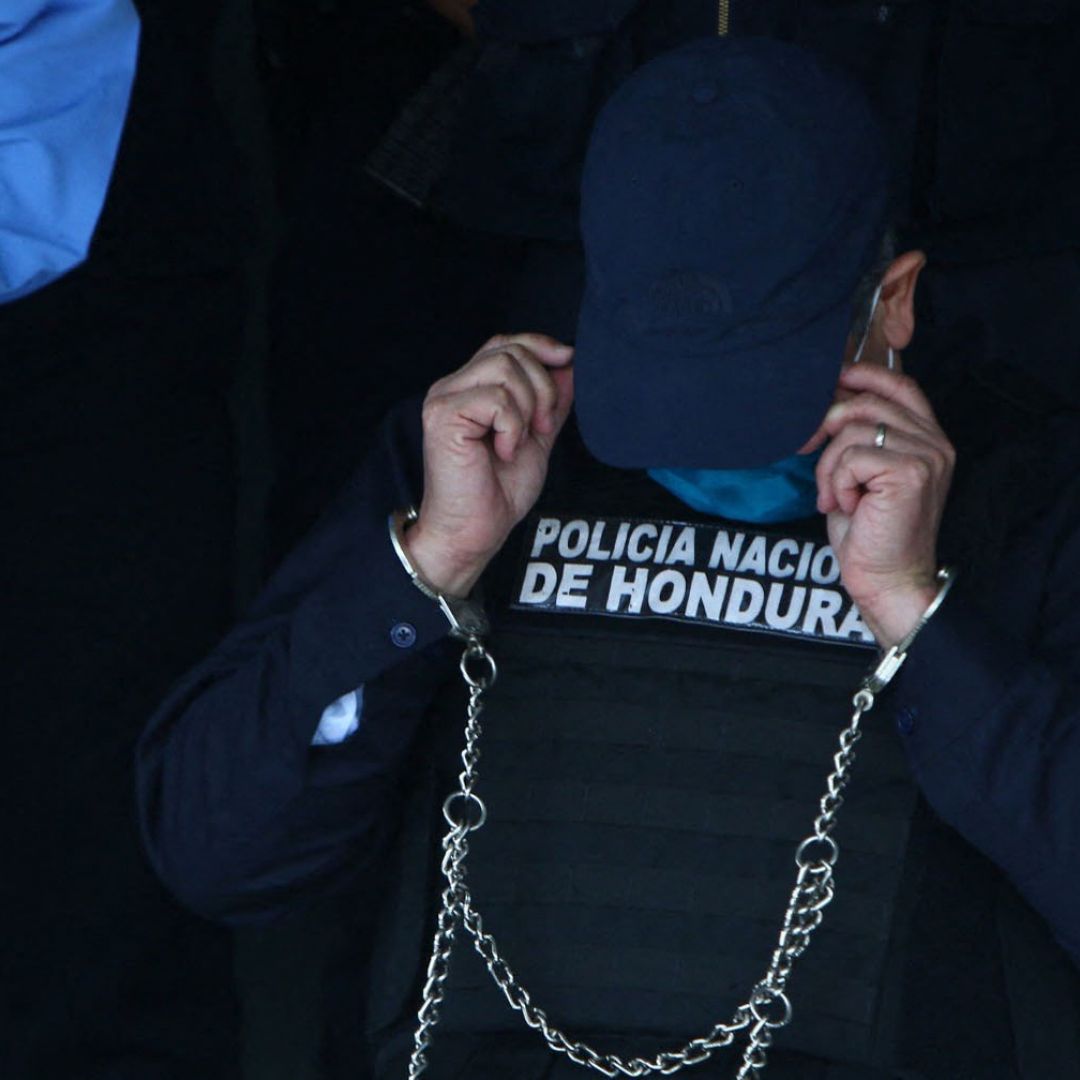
(0, 0, 138, 302)
(2, 2, 248, 1077)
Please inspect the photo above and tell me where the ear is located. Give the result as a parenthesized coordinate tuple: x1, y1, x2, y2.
(878, 249, 926, 351)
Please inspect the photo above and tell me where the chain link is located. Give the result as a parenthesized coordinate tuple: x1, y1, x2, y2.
(408, 638, 875, 1079)
(717, 0, 731, 36)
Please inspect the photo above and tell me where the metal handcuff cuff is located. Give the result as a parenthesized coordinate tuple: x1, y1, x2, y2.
(389, 507, 956, 1079)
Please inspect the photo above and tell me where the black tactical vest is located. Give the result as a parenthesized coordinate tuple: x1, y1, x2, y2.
(365, 452, 936, 1078)
(351, 354, 1080, 1080)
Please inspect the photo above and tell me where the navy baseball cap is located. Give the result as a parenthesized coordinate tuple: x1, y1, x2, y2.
(574, 37, 893, 469)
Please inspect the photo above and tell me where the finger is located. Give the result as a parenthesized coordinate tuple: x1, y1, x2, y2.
(837, 363, 938, 422)
(820, 392, 934, 443)
(479, 332, 575, 367)
(815, 422, 931, 513)
(800, 386, 923, 456)
(534, 365, 575, 452)
(797, 426, 829, 456)
(441, 348, 541, 435)
(492, 344, 562, 435)
(427, 384, 528, 464)
(800, 388, 930, 470)
(816, 419, 946, 511)
(820, 389, 955, 481)
(454, 342, 568, 436)
(434, 333, 573, 403)
(829, 445, 932, 516)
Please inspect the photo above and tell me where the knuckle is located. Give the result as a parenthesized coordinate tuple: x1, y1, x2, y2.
(534, 368, 557, 400)
(508, 344, 542, 379)
(835, 396, 874, 426)
(422, 394, 446, 425)
(823, 431, 853, 463)
(488, 352, 518, 381)
(838, 442, 860, 466)
(906, 457, 933, 484)
(896, 373, 920, 398)
(426, 371, 453, 397)
(928, 448, 949, 476)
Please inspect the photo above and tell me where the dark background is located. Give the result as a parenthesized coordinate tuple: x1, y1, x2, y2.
(2, 1, 1078, 1078)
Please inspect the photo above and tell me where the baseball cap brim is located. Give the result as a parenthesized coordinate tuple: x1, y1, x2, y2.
(573, 288, 852, 470)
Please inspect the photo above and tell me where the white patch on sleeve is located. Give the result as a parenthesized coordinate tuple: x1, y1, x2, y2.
(312, 688, 363, 746)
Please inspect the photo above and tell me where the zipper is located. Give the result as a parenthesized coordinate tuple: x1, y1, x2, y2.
(718, 0, 730, 36)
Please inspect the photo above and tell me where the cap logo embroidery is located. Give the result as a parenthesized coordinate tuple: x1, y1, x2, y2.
(618, 272, 733, 336)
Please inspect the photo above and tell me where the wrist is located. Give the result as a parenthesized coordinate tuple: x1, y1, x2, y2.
(389, 509, 491, 640)
(400, 516, 491, 599)
(853, 576, 939, 650)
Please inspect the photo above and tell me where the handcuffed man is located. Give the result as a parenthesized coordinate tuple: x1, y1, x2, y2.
(138, 38, 1080, 1080)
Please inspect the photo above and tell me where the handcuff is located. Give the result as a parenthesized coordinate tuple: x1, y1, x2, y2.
(861, 566, 956, 696)
(388, 506, 489, 640)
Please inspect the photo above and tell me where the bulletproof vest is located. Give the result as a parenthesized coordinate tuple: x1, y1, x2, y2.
(367, 463, 925, 1078)
(350, 391, 1080, 1080)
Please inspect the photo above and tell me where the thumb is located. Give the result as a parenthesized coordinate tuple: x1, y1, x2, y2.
(487, 332, 575, 367)
(535, 366, 575, 452)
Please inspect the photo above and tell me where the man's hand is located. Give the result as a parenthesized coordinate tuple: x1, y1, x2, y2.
(807, 364, 955, 648)
(404, 333, 575, 597)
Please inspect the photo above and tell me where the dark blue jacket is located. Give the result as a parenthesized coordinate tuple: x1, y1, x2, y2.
(136, 395, 1080, 977)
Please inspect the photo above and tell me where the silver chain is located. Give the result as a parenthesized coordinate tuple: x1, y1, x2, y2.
(408, 638, 878, 1080)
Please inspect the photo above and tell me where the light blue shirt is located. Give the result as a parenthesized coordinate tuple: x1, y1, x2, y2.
(0, 0, 140, 303)
(313, 688, 362, 746)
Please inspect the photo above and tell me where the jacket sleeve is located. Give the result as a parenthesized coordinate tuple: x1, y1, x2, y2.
(136, 403, 457, 925)
(0, 0, 139, 302)
(890, 478, 1080, 967)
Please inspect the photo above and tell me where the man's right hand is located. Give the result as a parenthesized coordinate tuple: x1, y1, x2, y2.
(403, 333, 575, 598)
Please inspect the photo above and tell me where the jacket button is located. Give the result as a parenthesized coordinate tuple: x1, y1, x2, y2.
(390, 622, 417, 648)
(896, 705, 918, 735)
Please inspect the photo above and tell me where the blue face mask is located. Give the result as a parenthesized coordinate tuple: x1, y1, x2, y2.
(648, 449, 823, 523)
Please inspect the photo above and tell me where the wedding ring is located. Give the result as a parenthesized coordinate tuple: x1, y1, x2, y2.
(874, 422, 887, 449)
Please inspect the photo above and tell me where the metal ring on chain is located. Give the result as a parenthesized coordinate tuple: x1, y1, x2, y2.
(852, 688, 874, 714)
(460, 644, 497, 689)
(408, 638, 875, 1079)
(443, 791, 488, 832)
(748, 986, 793, 1030)
(794, 834, 839, 869)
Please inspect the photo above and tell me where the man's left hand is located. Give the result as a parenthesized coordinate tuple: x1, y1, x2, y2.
(808, 364, 955, 648)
